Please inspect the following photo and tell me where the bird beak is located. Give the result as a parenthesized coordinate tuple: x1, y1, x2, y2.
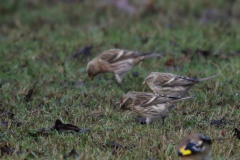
(142, 81, 146, 84)
(178, 148, 192, 156)
(90, 76, 94, 80)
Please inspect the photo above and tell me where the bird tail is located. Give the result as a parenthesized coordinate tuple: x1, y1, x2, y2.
(198, 75, 217, 82)
(139, 53, 166, 60)
(170, 96, 194, 103)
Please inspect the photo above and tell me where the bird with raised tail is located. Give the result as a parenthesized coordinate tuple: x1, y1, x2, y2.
(177, 133, 212, 160)
(87, 49, 164, 83)
(120, 92, 194, 125)
(143, 72, 216, 97)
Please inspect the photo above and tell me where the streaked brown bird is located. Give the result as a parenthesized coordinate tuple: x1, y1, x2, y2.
(143, 72, 216, 96)
(120, 92, 193, 125)
(87, 49, 164, 83)
(177, 133, 212, 160)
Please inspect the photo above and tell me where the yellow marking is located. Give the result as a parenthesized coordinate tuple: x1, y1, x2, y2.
(180, 148, 192, 156)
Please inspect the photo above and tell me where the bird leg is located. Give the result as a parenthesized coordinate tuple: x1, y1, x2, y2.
(146, 118, 153, 125)
(135, 117, 147, 124)
(115, 73, 124, 83)
(162, 116, 166, 125)
(113, 74, 126, 93)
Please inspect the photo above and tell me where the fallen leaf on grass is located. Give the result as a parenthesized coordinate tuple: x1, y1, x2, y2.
(101, 141, 122, 154)
(234, 128, 240, 140)
(164, 55, 188, 71)
(0, 142, 42, 158)
(30, 119, 89, 142)
(0, 142, 24, 156)
(63, 148, 80, 159)
(51, 119, 89, 134)
(0, 121, 21, 127)
(164, 59, 174, 67)
(24, 81, 38, 102)
(51, 119, 80, 133)
(1, 111, 14, 119)
(196, 49, 211, 57)
(132, 72, 139, 77)
(70, 46, 92, 59)
(210, 118, 227, 128)
(140, 37, 148, 44)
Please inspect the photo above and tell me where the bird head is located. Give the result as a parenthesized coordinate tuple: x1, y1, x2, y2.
(143, 72, 154, 84)
(178, 134, 212, 158)
(87, 60, 99, 81)
(120, 96, 132, 112)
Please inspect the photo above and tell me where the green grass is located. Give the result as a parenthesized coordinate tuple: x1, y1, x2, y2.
(0, 0, 240, 159)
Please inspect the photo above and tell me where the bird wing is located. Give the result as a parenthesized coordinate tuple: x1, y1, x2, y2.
(153, 74, 199, 87)
(134, 93, 182, 108)
(98, 49, 140, 64)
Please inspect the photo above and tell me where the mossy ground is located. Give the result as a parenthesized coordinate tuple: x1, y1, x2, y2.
(0, 0, 240, 159)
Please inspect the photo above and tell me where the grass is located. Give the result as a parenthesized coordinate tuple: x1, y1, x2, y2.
(0, 0, 240, 159)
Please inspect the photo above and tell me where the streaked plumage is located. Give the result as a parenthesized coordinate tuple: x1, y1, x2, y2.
(143, 72, 216, 96)
(87, 49, 164, 83)
(177, 133, 212, 160)
(120, 92, 193, 125)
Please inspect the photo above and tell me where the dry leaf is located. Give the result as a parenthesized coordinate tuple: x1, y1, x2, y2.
(63, 148, 80, 159)
(234, 128, 240, 140)
(24, 81, 38, 102)
(70, 46, 92, 59)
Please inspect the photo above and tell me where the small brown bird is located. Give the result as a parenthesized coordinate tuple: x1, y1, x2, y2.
(87, 49, 164, 83)
(177, 133, 212, 160)
(120, 92, 193, 125)
(143, 72, 216, 96)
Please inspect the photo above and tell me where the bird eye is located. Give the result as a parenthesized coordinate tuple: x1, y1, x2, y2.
(195, 141, 203, 147)
(191, 143, 204, 152)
